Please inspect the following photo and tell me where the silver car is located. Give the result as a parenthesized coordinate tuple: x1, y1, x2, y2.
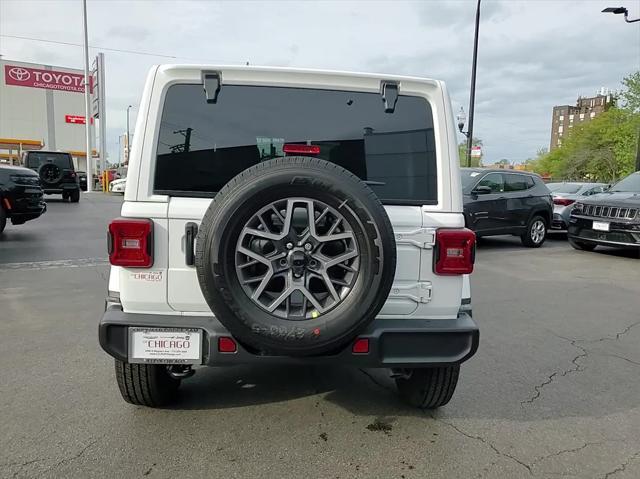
(547, 182, 608, 230)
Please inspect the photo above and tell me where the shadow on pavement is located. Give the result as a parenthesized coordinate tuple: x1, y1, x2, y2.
(172, 364, 420, 417)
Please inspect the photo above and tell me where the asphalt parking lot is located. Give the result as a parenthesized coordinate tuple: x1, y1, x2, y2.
(1, 193, 639, 479)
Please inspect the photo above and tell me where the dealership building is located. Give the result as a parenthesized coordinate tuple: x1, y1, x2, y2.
(0, 58, 95, 172)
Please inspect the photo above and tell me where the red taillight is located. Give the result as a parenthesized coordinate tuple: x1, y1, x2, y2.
(218, 337, 237, 353)
(107, 218, 153, 268)
(352, 338, 369, 354)
(434, 228, 476, 275)
(553, 197, 575, 206)
(283, 144, 320, 155)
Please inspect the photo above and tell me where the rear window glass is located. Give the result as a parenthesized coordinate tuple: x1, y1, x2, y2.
(26, 152, 73, 169)
(154, 84, 438, 204)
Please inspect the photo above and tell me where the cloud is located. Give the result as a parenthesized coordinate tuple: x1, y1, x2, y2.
(103, 26, 150, 43)
(0, 0, 638, 164)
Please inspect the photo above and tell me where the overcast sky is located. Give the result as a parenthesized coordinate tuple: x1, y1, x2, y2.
(1, 0, 639, 164)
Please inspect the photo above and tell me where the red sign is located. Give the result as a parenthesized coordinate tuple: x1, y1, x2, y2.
(4, 65, 86, 93)
(65, 115, 93, 125)
(66, 115, 85, 124)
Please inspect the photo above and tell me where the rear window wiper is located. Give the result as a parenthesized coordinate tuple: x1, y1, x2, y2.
(364, 180, 386, 186)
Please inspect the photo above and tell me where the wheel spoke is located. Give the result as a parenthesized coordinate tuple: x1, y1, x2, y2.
(316, 231, 355, 243)
(252, 270, 274, 300)
(238, 259, 259, 269)
(325, 249, 358, 268)
(266, 285, 295, 312)
(319, 271, 341, 302)
(237, 246, 271, 266)
(298, 286, 326, 314)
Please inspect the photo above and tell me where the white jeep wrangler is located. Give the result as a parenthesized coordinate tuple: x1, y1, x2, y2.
(100, 65, 478, 408)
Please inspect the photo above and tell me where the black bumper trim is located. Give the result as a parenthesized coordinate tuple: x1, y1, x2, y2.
(99, 308, 479, 368)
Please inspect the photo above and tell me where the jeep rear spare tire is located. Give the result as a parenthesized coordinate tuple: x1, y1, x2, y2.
(195, 157, 396, 356)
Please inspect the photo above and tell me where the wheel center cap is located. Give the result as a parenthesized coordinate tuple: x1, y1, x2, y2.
(289, 250, 308, 276)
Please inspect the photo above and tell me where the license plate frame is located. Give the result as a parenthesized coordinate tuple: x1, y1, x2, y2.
(128, 327, 202, 364)
(592, 221, 610, 232)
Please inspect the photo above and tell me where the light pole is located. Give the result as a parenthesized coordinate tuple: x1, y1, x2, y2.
(602, 6, 640, 22)
(602, 6, 640, 171)
(465, 0, 481, 168)
(126, 105, 132, 165)
(81, 0, 93, 192)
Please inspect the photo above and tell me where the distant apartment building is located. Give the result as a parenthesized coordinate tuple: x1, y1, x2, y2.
(550, 90, 614, 150)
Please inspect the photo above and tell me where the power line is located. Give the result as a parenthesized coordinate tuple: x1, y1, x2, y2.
(0, 33, 220, 62)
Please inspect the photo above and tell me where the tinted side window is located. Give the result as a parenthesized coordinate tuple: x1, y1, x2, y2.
(504, 174, 529, 192)
(477, 173, 504, 193)
(155, 84, 438, 204)
(526, 176, 535, 188)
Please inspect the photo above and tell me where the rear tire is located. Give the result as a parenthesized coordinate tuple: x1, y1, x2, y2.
(395, 365, 460, 409)
(114, 360, 181, 407)
(521, 215, 547, 248)
(62, 192, 69, 202)
(568, 238, 597, 251)
(69, 190, 80, 203)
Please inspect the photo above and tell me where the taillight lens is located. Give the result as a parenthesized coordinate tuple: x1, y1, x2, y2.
(283, 144, 320, 155)
(107, 218, 153, 268)
(434, 228, 476, 275)
(553, 197, 575, 206)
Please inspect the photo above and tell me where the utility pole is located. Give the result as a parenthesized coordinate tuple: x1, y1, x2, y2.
(81, 0, 93, 192)
(466, 0, 481, 168)
(126, 105, 133, 165)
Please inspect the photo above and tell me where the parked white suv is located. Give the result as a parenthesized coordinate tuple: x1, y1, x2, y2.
(100, 65, 478, 408)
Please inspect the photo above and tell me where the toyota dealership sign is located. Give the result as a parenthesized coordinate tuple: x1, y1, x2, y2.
(4, 64, 87, 93)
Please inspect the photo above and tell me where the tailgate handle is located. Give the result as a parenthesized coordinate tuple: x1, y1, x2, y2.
(185, 222, 198, 266)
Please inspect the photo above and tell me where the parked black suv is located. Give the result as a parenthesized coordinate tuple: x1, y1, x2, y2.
(461, 168, 553, 247)
(569, 171, 640, 252)
(23, 151, 80, 202)
(0, 164, 46, 234)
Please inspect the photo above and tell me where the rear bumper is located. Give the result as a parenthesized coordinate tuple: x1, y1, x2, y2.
(569, 215, 640, 248)
(99, 307, 479, 368)
(44, 184, 79, 194)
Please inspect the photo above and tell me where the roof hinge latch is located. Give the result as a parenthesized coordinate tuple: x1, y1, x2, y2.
(380, 80, 399, 113)
(202, 71, 222, 104)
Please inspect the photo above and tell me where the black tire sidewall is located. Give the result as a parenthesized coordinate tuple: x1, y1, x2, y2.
(196, 158, 396, 356)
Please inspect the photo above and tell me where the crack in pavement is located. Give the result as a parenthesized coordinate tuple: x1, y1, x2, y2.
(580, 321, 640, 344)
(521, 323, 640, 407)
(603, 353, 640, 366)
(429, 414, 533, 476)
(602, 450, 640, 478)
(40, 439, 98, 475)
(531, 440, 626, 471)
(7, 458, 47, 478)
(520, 334, 588, 407)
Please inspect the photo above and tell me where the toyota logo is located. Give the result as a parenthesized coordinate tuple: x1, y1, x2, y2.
(8, 67, 30, 81)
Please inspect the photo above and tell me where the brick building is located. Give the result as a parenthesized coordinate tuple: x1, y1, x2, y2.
(550, 92, 614, 150)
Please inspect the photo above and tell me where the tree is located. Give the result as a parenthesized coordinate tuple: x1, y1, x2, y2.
(621, 71, 640, 113)
(458, 138, 483, 167)
(533, 72, 640, 181)
(533, 108, 639, 181)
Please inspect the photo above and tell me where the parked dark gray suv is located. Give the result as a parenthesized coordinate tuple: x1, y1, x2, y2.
(569, 171, 640, 252)
(461, 168, 553, 247)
